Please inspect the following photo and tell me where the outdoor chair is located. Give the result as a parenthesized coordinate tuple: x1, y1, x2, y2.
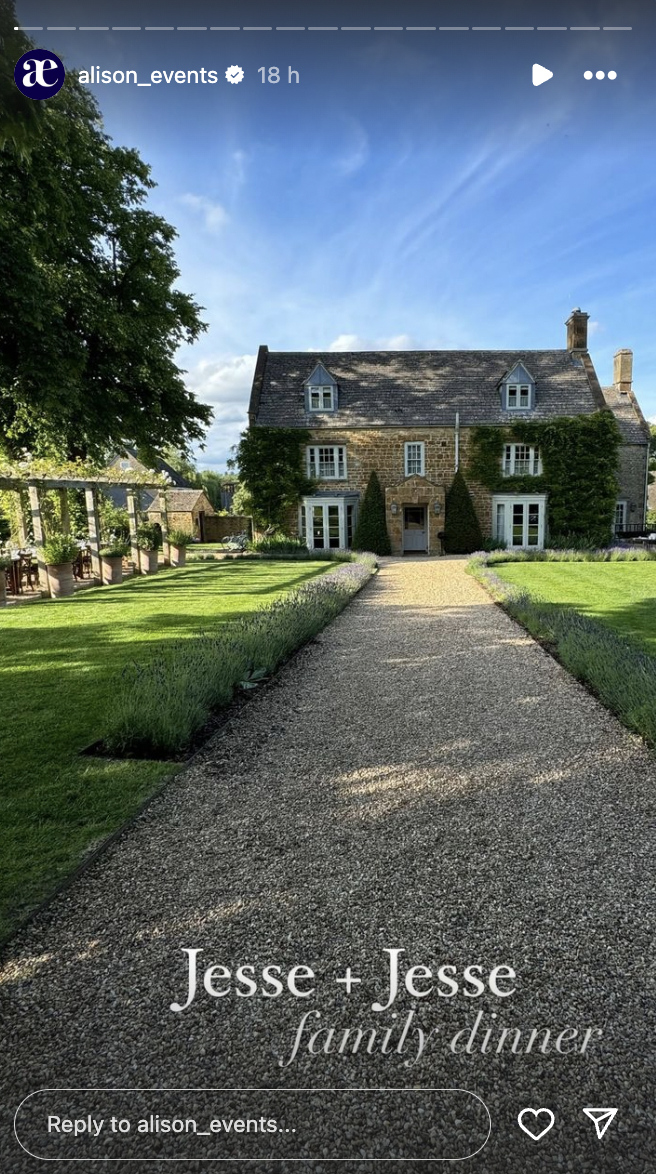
(19, 553, 39, 591)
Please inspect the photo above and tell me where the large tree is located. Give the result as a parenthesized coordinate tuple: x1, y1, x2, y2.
(0, 1, 44, 155)
(0, 44, 211, 461)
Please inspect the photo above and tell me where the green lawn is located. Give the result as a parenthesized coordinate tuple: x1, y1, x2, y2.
(0, 560, 328, 941)
(494, 561, 656, 654)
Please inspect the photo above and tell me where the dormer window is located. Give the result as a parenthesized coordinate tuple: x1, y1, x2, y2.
(304, 361, 338, 413)
(309, 386, 335, 412)
(507, 385, 531, 410)
(501, 361, 535, 411)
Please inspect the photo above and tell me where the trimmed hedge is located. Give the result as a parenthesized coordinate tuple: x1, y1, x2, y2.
(468, 551, 656, 745)
(105, 554, 378, 756)
(353, 471, 391, 556)
(443, 470, 483, 554)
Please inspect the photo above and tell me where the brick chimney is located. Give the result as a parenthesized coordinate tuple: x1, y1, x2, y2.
(613, 348, 633, 395)
(566, 308, 589, 350)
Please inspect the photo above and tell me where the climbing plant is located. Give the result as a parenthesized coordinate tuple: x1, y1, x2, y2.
(468, 411, 622, 546)
(231, 427, 315, 530)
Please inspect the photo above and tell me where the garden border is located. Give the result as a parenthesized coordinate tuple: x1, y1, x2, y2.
(468, 550, 656, 748)
(0, 556, 379, 954)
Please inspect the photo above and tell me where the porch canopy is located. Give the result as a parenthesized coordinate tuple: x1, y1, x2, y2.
(0, 473, 169, 592)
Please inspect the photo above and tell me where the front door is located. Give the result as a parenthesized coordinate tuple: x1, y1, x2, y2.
(403, 506, 427, 552)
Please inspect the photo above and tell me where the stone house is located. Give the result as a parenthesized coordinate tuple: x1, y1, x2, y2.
(147, 488, 216, 541)
(248, 310, 650, 553)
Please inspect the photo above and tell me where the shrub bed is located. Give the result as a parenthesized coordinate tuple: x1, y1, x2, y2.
(105, 553, 377, 756)
(474, 546, 656, 566)
(249, 535, 355, 561)
(468, 551, 656, 745)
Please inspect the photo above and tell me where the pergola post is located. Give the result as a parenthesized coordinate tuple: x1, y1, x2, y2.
(126, 489, 140, 572)
(84, 488, 102, 580)
(27, 485, 48, 595)
(16, 490, 29, 547)
(58, 488, 71, 535)
(159, 490, 170, 564)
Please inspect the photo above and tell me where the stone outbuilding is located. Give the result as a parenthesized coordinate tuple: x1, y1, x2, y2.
(147, 488, 215, 541)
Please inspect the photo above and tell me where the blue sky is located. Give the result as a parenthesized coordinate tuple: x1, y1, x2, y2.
(17, 1, 656, 468)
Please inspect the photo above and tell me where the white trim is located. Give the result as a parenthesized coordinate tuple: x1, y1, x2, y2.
(308, 386, 335, 411)
(506, 383, 532, 410)
(307, 444, 347, 480)
(614, 499, 628, 531)
(502, 443, 542, 476)
(300, 494, 359, 550)
(404, 441, 425, 477)
(492, 493, 546, 550)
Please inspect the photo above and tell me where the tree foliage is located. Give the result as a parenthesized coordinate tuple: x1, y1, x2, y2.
(232, 427, 314, 529)
(0, 1, 44, 156)
(0, 64, 211, 461)
(443, 470, 483, 554)
(352, 470, 391, 555)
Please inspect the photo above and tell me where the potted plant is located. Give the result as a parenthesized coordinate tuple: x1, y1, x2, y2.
(167, 528, 195, 568)
(99, 538, 129, 585)
(136, 522, 161, 575)
(0, 554, 11, 606)
(43, 534, 79, 598)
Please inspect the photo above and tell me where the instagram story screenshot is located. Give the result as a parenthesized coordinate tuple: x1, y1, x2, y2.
(1, 0, 655, 1169)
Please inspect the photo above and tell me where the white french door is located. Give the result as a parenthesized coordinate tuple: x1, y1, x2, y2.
(493, 495, 546, 550)
(300, 496, 360, 550)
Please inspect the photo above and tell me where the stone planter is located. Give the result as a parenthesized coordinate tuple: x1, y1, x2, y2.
(169, 544, 187, 568)
(101, 554, 124, 585)
(139, 548, 159, 575)
(47, 561, 75, 598)
(0, 568, 7, 607)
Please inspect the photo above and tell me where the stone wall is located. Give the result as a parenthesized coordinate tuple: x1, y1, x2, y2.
(285, 427, 647, 550)
(617, 444, 649, 524)
(203, 515, 253, 542)
(299, 427, 490, 554)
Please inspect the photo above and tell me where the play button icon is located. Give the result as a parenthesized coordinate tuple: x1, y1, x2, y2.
(533, 63, 553, 86)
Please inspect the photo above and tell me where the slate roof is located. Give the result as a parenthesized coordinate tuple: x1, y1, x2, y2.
(600, 384, 650, 443)
(148, 489, 214, 514)
(251, 349, 613, 429)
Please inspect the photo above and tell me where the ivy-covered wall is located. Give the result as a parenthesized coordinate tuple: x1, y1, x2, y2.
(468, 411, 623, 545)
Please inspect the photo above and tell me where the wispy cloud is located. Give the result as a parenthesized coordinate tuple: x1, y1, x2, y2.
(335, 119, 369, 176)
(326, 332, 416, 351)
(180, 193, 229, 233)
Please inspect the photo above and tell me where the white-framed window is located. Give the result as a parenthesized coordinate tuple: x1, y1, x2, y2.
(506, 384, 531, 409)
(503, 444, 542, 476)
(614, 500, 627, 531)
(308, 386, 335, 411)
(493, 494, 546, 549)
(404, 441, 425, 477)
(300, 494, 359, 550)
(307, 445, 347, 480)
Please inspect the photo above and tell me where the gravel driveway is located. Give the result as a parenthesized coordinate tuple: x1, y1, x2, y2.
(2, 556, 656, 1173)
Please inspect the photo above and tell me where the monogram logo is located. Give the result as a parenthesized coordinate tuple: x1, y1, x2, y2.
(14, 49, 66, 99)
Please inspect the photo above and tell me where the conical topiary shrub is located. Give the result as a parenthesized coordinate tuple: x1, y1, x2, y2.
(443, 470, 483, 554)
(353, 470, 392, 555)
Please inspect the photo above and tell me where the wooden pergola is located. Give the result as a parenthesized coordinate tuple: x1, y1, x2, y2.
(0, 474, 169, 595)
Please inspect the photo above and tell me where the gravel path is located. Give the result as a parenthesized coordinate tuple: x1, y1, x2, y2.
(2, 556, 656, 1173)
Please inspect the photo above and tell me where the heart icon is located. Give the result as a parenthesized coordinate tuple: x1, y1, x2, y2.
(517, 1107, 555, 1141)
